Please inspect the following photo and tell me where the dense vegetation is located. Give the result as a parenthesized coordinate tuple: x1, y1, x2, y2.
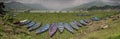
(0, 2, 5, 19)
(88, 5, 120, 10)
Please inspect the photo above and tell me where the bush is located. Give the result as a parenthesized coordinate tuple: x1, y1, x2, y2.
(3, 13, 14, 23)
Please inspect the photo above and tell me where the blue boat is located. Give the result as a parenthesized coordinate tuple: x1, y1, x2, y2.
(91, 16, 101, 21)
(80, 20, 88, 25)
(77, 14, 91, 16)
(27, 21, 35, 28)
(70, 22, 79, 30)
(57, 22, 64, 32)
(49, 22, 57, 37)
(73, 20, 83, 27)
(28, 22, 41, 31)
(36, 23, 50, 34)
(83, 19, 89, 23)
(64, 23, 74, 33)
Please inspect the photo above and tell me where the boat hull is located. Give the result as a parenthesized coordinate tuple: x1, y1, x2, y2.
(36, 24, 50, 34)
(49, 23, 57, 37)
(57, 22, 64, 32)
(64, 23, 74, 33)
(28, 22, 41, 31)
(80, 20, 88, 25)
(70, 22, 79, 30)
(27, 21, 35, 28)
(73, 20, 83, 27)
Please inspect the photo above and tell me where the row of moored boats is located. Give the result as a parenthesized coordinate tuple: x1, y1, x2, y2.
(14, 17, 100, 37)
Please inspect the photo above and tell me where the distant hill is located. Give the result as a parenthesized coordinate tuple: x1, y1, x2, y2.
(4, 1, 31, 10)
(24, 4, 48, 10)
(88, 5, 120, 10)
(4, 1, 47, 10)
(64, 0, 120, 10)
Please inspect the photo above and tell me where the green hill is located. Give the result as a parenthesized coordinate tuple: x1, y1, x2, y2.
(4, 1, 47, 10)
(64, 0, 120, 10)
(5, 1, 31, 10)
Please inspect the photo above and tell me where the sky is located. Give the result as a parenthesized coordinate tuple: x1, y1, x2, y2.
(15, 0, 95, 10)
(1, 0, 120, 10)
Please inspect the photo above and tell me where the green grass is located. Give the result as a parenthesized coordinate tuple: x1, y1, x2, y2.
(0, 10, 120, 39)
(81, 19, 120, 39)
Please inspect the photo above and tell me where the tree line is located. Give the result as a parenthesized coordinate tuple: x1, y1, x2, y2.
(0, 2, 14, 24)
(88, 5, 120, 10)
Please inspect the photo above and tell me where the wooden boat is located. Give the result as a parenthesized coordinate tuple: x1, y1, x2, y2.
(28, 22, 41, 31)
(49, 22, 57, 37)
(83, 19, 91, 23)
(19, 19, 31, 26)
(88, 21, 93, 25)
(57, 22, 64, 32)
(36, 23, 50, 34)
(27, 21, 35, 28)
(83, 19, 93, 25)
(70, 22, 79, 30)
(20, 19, 28, 23)
(64, 23, 74, 33)
(73, 20, 83, 27)
(79, 20, 88, 25)
(91, 17, 101, 21)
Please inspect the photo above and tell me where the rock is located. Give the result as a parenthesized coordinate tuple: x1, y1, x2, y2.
(109, 16, 114, 18)
(117, 16, 120, 19)
(101, 25, 109, 29)
(103, 25, 109, 29)
(112, 18, 118, 21)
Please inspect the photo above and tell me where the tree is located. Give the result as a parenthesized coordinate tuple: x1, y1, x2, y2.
(0, 2, 6, 19)
(0, 2, 14, 23)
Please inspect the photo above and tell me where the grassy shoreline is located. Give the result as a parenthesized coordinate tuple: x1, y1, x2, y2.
(0, 10, 120, 39)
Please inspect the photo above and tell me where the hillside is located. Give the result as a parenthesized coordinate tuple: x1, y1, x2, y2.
(64, 0, 120, 10)
(4, 1, 31, 10)
(24, 4, 48, 10)
(87, 5, 120, 10)
(4, 1, 47, 10)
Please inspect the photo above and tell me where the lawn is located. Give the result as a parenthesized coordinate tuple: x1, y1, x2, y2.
(0, 10, 120, 39)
